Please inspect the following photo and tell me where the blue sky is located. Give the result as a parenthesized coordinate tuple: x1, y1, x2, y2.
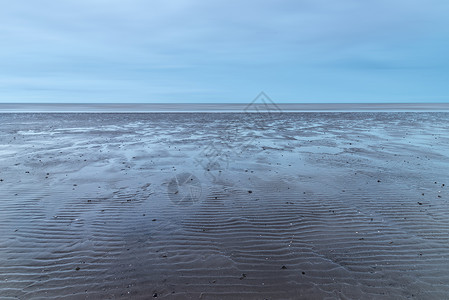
(0, 0, 448, 103)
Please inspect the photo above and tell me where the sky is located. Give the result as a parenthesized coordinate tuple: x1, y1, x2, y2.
(0, 0, 448, 103)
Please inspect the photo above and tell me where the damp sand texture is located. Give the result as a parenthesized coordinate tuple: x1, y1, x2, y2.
(1, 113, 449, 299)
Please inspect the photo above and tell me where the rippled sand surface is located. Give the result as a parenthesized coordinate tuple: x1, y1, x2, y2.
(1, 113, 449, 299)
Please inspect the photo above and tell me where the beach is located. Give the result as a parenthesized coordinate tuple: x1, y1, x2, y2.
(1, 112, 449, 299)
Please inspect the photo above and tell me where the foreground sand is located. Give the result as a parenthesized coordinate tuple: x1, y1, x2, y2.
(1, 112, 449, 299)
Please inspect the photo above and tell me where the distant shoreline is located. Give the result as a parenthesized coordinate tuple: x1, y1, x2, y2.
(1, 103, 449, 112)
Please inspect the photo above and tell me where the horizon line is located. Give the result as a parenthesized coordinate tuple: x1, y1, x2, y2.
(2, 102, 449, 113)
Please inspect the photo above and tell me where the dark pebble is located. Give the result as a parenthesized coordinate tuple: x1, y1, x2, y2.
(248, 190, 252, 194)
(281, 265, 287, 269)
(418, 202, 423, 205)
(75, 267, 80, 271)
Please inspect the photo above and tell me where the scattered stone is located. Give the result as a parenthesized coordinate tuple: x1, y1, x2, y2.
(302, 271, 305, 275)
(152, 219, 157, 221)
(418, 202, 423, 205)
(281, 266, 287, 269)
(377, 180, 381, 183)
(153, 292, 158, 297)
(248, 190, 252, 194)
(75, 267, 80, 271)
(239, 273, 247, 280)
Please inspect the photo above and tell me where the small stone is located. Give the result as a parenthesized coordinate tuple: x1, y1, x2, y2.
(281, 265, 287, 269)
(75, 267, 80, 271)
(302, 271, 305, 275)
(153, 292, 158, 297)
(248, 190, 252, 194)
(418, 202, 423, 205)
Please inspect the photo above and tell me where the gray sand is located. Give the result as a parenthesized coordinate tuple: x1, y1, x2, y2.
(1, 113, 449, 299)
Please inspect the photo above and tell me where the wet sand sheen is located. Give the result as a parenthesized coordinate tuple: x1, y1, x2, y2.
(1, 113, 449, 299)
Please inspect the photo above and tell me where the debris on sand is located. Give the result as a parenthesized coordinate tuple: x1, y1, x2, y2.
(281, 265, 287, 269)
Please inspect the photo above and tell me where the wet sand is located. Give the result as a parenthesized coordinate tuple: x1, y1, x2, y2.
(1, 113, 449, 299)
